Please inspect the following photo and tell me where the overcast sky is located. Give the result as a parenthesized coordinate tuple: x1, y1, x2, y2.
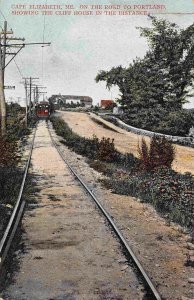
(1, 0, 194, 107)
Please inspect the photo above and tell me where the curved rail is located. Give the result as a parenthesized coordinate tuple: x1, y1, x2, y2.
(48, 122, 162, 300)
(0, 124, 37, 266)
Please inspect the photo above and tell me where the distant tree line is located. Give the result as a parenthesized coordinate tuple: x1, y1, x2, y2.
(95, 17, 194, 136)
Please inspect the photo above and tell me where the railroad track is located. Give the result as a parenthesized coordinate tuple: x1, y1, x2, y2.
(48, 121, 162, 300)
(0, 120, 162, 300)
(0, 123, 37, 267)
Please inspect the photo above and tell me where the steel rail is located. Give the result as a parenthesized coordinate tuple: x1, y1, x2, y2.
(0, 124, 37, 266)
(48, 123, 162, 300)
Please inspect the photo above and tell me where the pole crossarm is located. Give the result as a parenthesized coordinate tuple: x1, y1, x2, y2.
(1, 42, 51, 47)
(0, 19, 51, 131)
(7, 38, 25, 41)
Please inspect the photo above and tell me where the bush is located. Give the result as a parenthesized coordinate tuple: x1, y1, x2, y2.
(0, 167, 24, 235)
(6, 123, 30, 142)
(122, 106, 167, 132)
(157, 109, 194, 136)
(138, 136, 175, 171)
(51, 116, 193, 229)
(117, 153, 139, 171)
(0, 167, 24, 205)
(51, 117, 119, 163)
(0, 138, 18, 167)
(122, 107, 194, 136)
(97, 137, 118, 162)
(103, 167, 194, 228)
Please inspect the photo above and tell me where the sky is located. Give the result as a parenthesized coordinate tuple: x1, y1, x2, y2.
(0, 0, 194, 107)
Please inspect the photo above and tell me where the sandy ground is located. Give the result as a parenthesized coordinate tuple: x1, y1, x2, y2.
(2, 121, 145, 300)
(58, 111, 194, 175)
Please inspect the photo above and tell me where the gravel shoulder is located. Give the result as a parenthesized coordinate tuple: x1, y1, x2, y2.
(58, 111, 194, 175)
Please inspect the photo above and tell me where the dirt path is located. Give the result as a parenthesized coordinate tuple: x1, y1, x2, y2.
(2, 121, 144, 300)
(58, 111, 194, 175)
(50, 121, 194, 300)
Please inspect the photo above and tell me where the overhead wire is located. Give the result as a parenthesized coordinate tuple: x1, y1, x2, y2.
(41, 0, 47, 92)
(0, 9, 26, 106)
(0, 9, 7, 21)
(0, 9, 12, 30)
(13, 58, 23, 78)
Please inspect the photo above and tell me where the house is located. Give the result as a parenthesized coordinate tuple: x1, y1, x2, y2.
(100, 100, 115, 108)
(49, 95, 93, 108)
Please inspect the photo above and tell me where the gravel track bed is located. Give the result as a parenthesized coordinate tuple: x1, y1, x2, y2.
(1, 121, 145, 300)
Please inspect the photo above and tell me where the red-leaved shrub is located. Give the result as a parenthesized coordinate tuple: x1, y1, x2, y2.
(138, 135, 176, 171)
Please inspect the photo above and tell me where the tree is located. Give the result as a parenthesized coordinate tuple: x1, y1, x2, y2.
(95, 17, 194, 134)
(138, 17, 194, 109)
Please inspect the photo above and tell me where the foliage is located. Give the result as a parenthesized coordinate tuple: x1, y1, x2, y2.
(0, 103, 36, 241)
(0, 167, 23, 236)
(138, 136, 176, 171)
(97, 137, 117, 162)
(51, 117, 119, 162)
(7, 102, 25, 116)
(89, 160, 110, 174)
(157, 109, 194, 136)
(92, 105, 100, 112)
(0, 166, 36, 240)
(52, 116, 193, 229)
(0, 138, 18, 167)
(4, 103, 36, 141)
(0, 167, 23, 205)
(105, 102, 117, 110)
(117, 152, 139, 170)
(103, 167, 194, 228)
(95, 17, 194, 136)
(6, 124, 30, 142)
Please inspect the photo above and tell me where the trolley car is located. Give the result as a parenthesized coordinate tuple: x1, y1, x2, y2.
(36, 101, 51, 118)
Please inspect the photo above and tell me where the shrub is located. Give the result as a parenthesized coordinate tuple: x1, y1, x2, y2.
(51, 116, 119, 163)
(158, 109, 194, 136)
(51, 116, 193, 229)
(6, 123, 30, 142)
(122, 106, 167, 132)
(0, 167, 23, 204)
(121, 107, 194, 136)
(89, 160, 109, 174)
(138, 136, 175, 171)
(117, 153, 139, 171)
(97, 137, 118, 162)
(103, 167, 194, 228)
(0, 137, 18, 167)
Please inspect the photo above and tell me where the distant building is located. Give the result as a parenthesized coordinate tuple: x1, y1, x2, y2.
(100, 100, 115, 108)
(66, 99, 81, 105)
(50, 95, 93, 108)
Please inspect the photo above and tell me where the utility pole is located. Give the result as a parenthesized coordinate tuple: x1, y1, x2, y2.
(1, 21, 23, 83)
(0, 19, 50, 133)
(39, 91, 47, 102)
(0, 35, 6, 135)
(35, 86, 47, 102)
(24, 79, 28, 126)
(22, 77, 39, 116)
(2, 21, 7, 84)
(0, 22, 23, 135)
(29, 77, 32, 114)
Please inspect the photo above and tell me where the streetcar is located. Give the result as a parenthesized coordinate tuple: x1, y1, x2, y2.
(36, 101, 51, 118)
